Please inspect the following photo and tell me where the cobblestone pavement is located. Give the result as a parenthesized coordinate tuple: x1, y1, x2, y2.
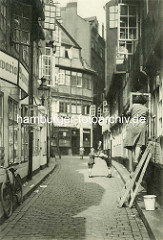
(0, 157, 150, 240)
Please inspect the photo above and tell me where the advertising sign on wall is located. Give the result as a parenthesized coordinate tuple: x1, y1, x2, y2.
(0, 51, 18, 85)
(0, 51, 29, 94)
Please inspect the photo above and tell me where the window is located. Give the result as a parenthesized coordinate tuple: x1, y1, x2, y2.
(0, 94, 4, 147)
(42, 49, 51, 83)
(44, 4, 56, 30)
(8, 98, 18, 164)
(71, 104, 77, 114)
(71, 72, 77, 86)
(53, 24, 60, 42)
(83, 105, 90, 115)
(109, 6, 118, 28)
(55, 3, 61, 18)
(12, 2, 31, 64)
(59, 102, 64, 113)
(21, 105, 28, 162)
(59, 102, 68, 113)
(77, 73, 82, 87)
(58, 69, 65, 85)
(55, 46, 60, 57)
(90, 105, 96, 116)
(118, 4, 138, 55)
(0, 0, 7, 35)
(77, 105, 82, 114)
(65, 70, 70, 86)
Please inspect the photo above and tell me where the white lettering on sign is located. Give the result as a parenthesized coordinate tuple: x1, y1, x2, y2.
(0, 51, 18, 85)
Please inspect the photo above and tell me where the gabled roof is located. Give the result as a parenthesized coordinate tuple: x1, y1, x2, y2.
(56, 20, 81, 49)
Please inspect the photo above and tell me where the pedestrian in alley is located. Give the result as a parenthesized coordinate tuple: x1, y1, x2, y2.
(79, 147, 85, 160)
(123, 95, 149, 170)
(97, 140, 102, 155)
(99, 151, 112, 178)
(88, 148, 96, 178)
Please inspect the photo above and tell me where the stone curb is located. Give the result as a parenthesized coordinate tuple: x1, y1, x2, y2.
(23, 163, 58, 201)
(112, 161, 156, 240)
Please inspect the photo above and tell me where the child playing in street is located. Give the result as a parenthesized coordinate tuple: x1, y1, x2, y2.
(88, 148, 96, 178)
(79, 147, 85, 160)
(99, 151, 112, 178)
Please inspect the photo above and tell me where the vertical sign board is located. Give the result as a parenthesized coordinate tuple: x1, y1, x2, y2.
(18, 63, 29, 94)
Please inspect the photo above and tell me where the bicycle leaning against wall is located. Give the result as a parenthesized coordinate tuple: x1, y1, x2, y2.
(0, 165, 23, 218)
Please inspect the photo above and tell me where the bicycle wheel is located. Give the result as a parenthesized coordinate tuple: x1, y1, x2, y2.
(1, 181, 13, 218)
(14, 174, 23, 205)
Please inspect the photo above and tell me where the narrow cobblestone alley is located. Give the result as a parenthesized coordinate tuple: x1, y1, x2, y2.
(0, 157, 150, 240)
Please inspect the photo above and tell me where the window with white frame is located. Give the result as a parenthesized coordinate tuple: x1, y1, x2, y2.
(77, 73, 82, 87)
(55, 3, 61, 18)
(90, 105, 96, 116)
(118, 4, 138, 55)
(77, 105, 82, 114)
(58, 69, 65, 85)
(71, 104, 77, 114)
(43, 55, 51, 82)
(44, 4, 56, 30)
(83, 105, 90, 115)
(109, 6, 118, 28)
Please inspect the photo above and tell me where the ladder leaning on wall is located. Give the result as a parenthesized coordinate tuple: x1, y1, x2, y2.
(118, 141, 154, 208)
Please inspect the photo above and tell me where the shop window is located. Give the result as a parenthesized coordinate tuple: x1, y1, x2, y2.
(33, 129, 39, 156)
(0, 94, 4, 147)
(8, 98, 18, 164)
(83, 129, 90, 147)
(21, 105, 28, 162)
(0, 0, 7, 35)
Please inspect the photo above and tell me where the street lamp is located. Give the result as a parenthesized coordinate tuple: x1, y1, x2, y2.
(38, 77, 50, 106)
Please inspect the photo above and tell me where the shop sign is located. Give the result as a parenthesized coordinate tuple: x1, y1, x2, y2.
(18, 63, 29, 94)
(0, 51, 18, 85)
(0, 51, 29, 94)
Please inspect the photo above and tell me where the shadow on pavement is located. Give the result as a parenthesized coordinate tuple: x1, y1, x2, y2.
(4, 157, 105, 240)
